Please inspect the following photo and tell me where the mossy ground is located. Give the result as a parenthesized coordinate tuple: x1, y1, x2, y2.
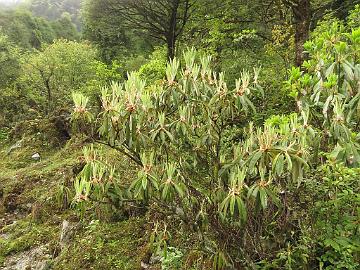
(53, 217, 146, 270)
(0, 134, 146, 269)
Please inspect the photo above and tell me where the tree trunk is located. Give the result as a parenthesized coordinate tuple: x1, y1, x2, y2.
(292, 0, 311, 67)
(45, 78, 52, 115)
(167, 37, 176, 60)
(39, 69, 52, 115)
(167, 0, 180, 60)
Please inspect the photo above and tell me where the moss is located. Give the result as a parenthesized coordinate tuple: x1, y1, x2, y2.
(0, 138, 81, 267)
(0, 138, 83, 209)
(0, 218, 59, 258)
(53, 217, 146, 270)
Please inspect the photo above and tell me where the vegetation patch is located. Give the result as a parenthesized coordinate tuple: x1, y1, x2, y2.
(53, 218, 146, 270)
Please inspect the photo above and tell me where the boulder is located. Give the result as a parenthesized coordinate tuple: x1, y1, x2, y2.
(2, 245, 51, 270)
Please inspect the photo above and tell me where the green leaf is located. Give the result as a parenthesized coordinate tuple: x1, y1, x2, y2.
(323, 95, 333, 118)
(174, 183, 185, 197)
(248, 150, 262, 171)
(259, 188, 268, 209)
(265, 188, 281, 207)
(285, 152, 293, 171)
(273, 153, 285, 176)
(236, 197, 247, 222)
(150, 176, 159, 190)
(325, 62, 336, 77)
(160, 130, 166, 142)
(164, 129, 174, 141)
(161, 184, 169, 200)
(230, 196, 235, 216)
(342, 61, 354, 80)
(142, 177, 148, 190)
(247, 184, 256, 199)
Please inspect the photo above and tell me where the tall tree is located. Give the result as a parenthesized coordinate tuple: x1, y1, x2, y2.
(21, 40, 100, 114)
(84, 0, 194, 59)
(82, 0, 136, 62)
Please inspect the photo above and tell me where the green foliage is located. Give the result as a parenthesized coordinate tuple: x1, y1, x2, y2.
(0, 9, 51, 49)
(18, 39, 109, 115)
(160, 247, 183, 270)
(181, 1, 295, 121)
(72, 15, 360, 265)
(138, 46, 167, 84)
(0, 128, 9, 141)
(55, 182, 73, 210)
(82, 0, 152, 63)
(73, 49, 314, 267)
(262, 162, 360, 270)
(315, 163, 360, 269)
(286, 17, 360, 165)
(50, 12, 79, 41)
(70, 144, 139, 220)
(0, 31, 29, 126)
(0, 31, 21, 87)
(347, 4, 360, 28)
(28, 0, 82, 29)
(2, 2, 360, 270)
(0, 8, 79, 50)
(71, 92, 94, 132)
(186, 0, 264, 57)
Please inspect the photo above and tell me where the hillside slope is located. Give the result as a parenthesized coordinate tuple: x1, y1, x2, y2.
(0, 134, 149, 269)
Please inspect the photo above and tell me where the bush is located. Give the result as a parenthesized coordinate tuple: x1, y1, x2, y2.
(72, 49, 312, 268)
(71, 12, 360, 269)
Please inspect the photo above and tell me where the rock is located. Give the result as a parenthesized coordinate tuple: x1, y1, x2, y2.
(2, 245, 51, 270)
(0, 233, 10, 240)
(59, 220, 78, 249)
(6, 140, 22, 155)
(149, 255, 162, 264)
(31, 153, 41, 161)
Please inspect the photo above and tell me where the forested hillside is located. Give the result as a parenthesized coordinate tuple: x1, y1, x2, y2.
(0, 1, 359, 269)
(27, 0, 82, 29)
